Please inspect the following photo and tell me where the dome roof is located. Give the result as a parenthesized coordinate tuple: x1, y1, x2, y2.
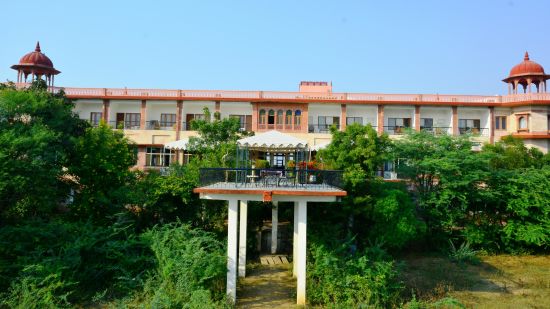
(508, 52, 545, 77)
(11, 42, 60, 75)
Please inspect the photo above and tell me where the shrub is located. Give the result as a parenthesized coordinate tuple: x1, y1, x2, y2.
(447, 240, 479, 265)
(307, 242, 403, 307)
(0, 220, 153, 307)
(122, 222, 227, 308)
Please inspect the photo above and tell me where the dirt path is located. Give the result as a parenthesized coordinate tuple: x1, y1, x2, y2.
(237, 263, 297, 308)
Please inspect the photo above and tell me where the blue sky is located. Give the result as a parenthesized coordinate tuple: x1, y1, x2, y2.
(1, 1, 548, 95)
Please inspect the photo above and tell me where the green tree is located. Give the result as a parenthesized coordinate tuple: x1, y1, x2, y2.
(317, 124, 423, 249)
(0, 81, 86, 220)
(392, 131, 492, 243)
(319, 123, 390, 190)
(483, 135, 548, 169)
(67, 122, 137, 222)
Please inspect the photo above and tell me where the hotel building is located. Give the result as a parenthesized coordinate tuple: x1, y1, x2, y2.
(9, 43, 550, 170)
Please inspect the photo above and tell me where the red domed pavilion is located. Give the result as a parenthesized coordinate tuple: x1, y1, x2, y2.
(11, 42, 60, 87)
(503, 52, 549, 94)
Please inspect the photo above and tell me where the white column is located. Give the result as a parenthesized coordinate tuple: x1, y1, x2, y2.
(238, 200, 248, 277)
(227, 199, 239, 303)
(293, 202, 298, 277)
(271, 202, 278, 254)
(296, 200, 307, 305)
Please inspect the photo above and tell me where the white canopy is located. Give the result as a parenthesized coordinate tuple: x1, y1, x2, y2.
(237, 130, 308, 151)
(164, 138, 189, 150)
(311, 142, 330, 151)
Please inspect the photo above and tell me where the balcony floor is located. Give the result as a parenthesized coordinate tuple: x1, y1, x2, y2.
(194, 181, 346, 196)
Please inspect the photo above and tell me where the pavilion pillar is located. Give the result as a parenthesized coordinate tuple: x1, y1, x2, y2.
(140, 100, 147, 129)
(238, 200, 248, 277)
(296, 199, 308, 305)
(226, 199, 239, 303)
(377, 105, 384, 134)
(414, 105, 421, 131)
(292, 202, 298, 278)
(271, 202, 278, 254)
(452, 106, 458, 136)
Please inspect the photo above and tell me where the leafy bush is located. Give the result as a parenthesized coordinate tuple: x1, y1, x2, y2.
(121, 222, 227, 308)
(307, 241, 403, 307)
(0, 219, 153, 307)
(447, 240, 479, 265)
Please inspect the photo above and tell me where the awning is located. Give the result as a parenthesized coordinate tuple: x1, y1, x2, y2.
(237, 130, 308, 151)
(164, 138, 189, 150)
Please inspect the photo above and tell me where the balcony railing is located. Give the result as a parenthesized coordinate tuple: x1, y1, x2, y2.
(198, 168, 344, 190)
(420, 127, 452, 135)
(383, 126, 412, 135)
(146, 120, 177, 130)
(12, 82, 550, 104)
(308, 124, 340, 133)
(108, 121, 141, 130)
(459, 127, 489, 136)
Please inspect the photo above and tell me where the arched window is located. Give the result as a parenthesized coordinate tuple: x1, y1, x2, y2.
(295, 110, 302, 126)
(268, 110, 275, 125)
(259, 109, 266, 124)
(518, 116, 527, 130)
(285, 110, 292, 125)
(277, 110, 284, 125)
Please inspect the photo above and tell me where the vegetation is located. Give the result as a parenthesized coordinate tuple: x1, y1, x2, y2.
(0, 83, 548, 307)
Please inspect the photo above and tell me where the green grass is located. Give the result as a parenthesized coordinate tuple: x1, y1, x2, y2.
(400, 254, 550, 309)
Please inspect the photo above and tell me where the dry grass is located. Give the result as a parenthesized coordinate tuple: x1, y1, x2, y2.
(400, 254, 550, 309)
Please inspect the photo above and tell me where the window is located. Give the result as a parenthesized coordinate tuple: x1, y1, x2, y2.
(277, 110, 284, 125)
(125, 113, 141, 129)
(495, 116, 507, 130)
(294, 110, 302, 126)
(259, 109, 266, 125)
(318, 116, 340, 132)
(458, 119, 481, 134)
(347, 117, 363, 125)
(160, 114, 176, 127)
(518, 116, 527, 130)
(420, 118, 433, 130)
(146, 147, 175, 167)
(268, 110, 275, 125)
(90, 112, 102, 127)
(387, 118, 411, 134)
(230, 114, 246, 131)
(285, 110, 292, 125)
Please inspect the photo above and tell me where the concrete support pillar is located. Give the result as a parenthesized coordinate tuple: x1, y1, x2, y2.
(140, 100, 147, 129)
(102, 99, 110, 123)
(176, 100, 183, 140)
(271, 202, 278, 254)
(227, 199, 239, 303)
(377, 105, 384, 134)
(252, 103, 259, 131)
(296, 200, 308, 305)
(414, 105, 421, 131)
(293, 202, 298, 278)
(238, 200, 248, 277)
(452, 106, 458, 136)
(527, 79, 532, 93)
(215, 101, 221, 119)
(489, 107, 495, 144)
(340, 104, 347, 131)
(302, 105, 309, 133)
